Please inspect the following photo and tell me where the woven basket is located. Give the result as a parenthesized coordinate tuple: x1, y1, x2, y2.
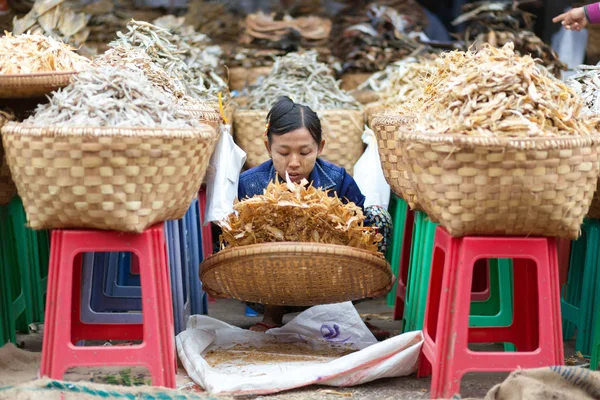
(0, 72, 76, 99)
(228, 66, 272, 92)
(200, 242, 392, 306)
(1, 124, 219, 232)
(340, 73, 372, 91)
(399, 131, 600, 239)
(233, 109, 365, 174)
(372, 114, 419, 207)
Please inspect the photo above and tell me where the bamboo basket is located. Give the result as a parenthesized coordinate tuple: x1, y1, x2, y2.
(200, 242, 392, 306)
(340, 72, 372, 91)
(1, 124, 219, 232)
(0, 71, 76, 99)
(233, 109, 365, 174)
(228, 66, 272, 91)
(399, 131, 600, 239)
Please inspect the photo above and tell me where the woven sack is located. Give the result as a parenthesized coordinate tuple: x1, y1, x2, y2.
(371, 114, 419, 207)
(200, 242, 392, 306)
(0, 72, 76, 99)
(233, 109, 365, 174)
(228, 66, 272, 92)
(399, 131, 600, 239)
(340, 72, 372, 91)
(1, 124, 219, 232)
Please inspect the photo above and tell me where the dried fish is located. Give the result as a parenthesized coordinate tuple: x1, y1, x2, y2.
(566, 65, 600, 116)
(184, 0, 243, 44)
(0, 32, 89, 74)
(220, 178, 382, 255)
(397, 43, 594, 137)
(24, 65, 203, 129)
(243, 51, 360, 111)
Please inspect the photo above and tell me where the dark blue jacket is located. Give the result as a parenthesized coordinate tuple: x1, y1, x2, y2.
(238, 158, 366, 209)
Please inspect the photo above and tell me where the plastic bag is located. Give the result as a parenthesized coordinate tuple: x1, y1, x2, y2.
(353, 126, 391, 210)
(551, 14, 588, 81)
(204, 125, 246, 224)
(176, 302, 423, 395)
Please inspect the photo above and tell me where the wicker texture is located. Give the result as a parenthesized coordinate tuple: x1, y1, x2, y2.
(0, 72, 76, 99)
(340, 72, 371, 91)
(200, 242, 392, 306)
(233, 109, 365, 174)
(401, 132, 600, 239)
(228, 66, 272, 91)
(1, 124, 219, 232)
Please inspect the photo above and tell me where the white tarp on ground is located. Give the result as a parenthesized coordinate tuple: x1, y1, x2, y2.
(176, 302, 423, 396)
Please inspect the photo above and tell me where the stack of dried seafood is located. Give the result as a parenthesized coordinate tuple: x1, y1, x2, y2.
(398, 43, 593, 137)
(333, 1, 426, 73)
(109, 20, 227, 102)
(243, 51, 360, 111)
(0, 32, 90, 73)
(566, 65, 600, 116)
(24, 65, 203, 129)
(220, 178, 382, 254)
(12, 0, 90, 48)
(240, 12, 332, 51)
(223, 47, 285, 69)
(453, 1, 566, 78)
(184, 0, 243, 44)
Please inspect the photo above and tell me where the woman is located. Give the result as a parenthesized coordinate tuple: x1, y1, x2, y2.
(238, 96, 393, 333)
(553, 2, 600, 31)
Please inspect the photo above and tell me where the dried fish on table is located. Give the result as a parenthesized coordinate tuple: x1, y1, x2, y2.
(0, 32, 89, 74)
(566, 65, 600, 116)
(242, 51, 360, 111)
(184, 0, 243, 44)
(453, 1, 566, 78)
(219, 178, 383, 255)
(396, 43, 594, 137)
(24, 65, 203, 129)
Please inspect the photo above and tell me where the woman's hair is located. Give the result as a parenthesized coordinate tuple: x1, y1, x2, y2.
(265, 96, 322, 144)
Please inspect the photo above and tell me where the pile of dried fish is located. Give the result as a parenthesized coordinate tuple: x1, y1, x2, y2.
(25, 65, 203, 129)
(12, 0, 90, 48)
(0, 32, 89, 74)
(333, 2, 426, 73)
(356, 54, 435, 93)
(224, 47, 285, 69)
(566, 65, 600, 116)
(399, 43, 594, 137)
(453, 1, 566, 77)
(371, 59, 436, 109)
(240, 12, 332, 51)
(184, 0, 243, 44)
(220, 178, 382, 254)
(243, 51, 360, 110)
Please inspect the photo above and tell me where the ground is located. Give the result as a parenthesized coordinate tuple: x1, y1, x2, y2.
(12, 298, 584, 399)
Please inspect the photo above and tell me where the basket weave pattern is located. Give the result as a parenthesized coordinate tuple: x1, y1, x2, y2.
(200, 242, 392, 306)
(401, 133, 600, 239)
(233, 109, 365, 174)
(228, 66, 272, 92)
(0, 72, 76, 98)
(1, 124, 219, 232)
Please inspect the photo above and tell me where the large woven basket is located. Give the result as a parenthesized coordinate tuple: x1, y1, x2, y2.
(233, 109, 365, 174)
(228, 66, 272, 92)
(399, 131, 600, 239)
(0, 72, 76, 99)
(1, 124, 219, 232)
(340, 72, 372, 91)
(200, 242, 392, 306)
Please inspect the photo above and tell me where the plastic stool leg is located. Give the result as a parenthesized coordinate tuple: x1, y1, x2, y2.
(187, 199, 206, 315)
(166, 220, 185, 335)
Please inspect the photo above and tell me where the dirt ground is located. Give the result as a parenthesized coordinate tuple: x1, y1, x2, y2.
(11, 298, 584, 399)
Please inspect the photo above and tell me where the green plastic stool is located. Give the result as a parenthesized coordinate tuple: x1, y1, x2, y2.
(591, 291, 600, 370)
(0, 239, 11, 345)
(561, 219, 600, 358)
(386, 195, 408, 307)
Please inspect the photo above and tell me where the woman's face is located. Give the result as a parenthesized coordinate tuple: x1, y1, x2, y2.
(265, 127, 325, 183)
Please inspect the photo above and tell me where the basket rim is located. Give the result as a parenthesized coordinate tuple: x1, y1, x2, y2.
(1, 123, 218, 139)
(0, 71, 79, 79)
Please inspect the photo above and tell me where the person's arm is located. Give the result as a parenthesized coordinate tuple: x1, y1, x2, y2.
(338, 172, 366, 210)
(552, 3, 600, 31)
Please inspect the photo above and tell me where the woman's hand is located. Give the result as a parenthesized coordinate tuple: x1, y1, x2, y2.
(553, 7, 588, 31)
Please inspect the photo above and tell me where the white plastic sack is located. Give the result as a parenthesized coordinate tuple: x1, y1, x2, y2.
(353, 126, 391, 210)
(204, 125, 246, 224)
(176, 302, 423, 395)
(551, 11, 588, 81)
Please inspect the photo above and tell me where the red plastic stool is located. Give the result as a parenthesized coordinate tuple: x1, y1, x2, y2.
(418, 227, 564, 399)
(40, 225, 176, 387)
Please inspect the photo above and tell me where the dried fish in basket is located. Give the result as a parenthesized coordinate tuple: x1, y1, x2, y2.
(2, 65, 220, 232)
(0, 32, 90, 98)
(200, 179, 392, 306)
(0, 109, 16, 205)
(234, 51, 364, 173)
(373, 43, 600, 239)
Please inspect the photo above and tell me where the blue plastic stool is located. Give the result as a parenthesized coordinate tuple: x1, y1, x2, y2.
(185, 199, 207, 315)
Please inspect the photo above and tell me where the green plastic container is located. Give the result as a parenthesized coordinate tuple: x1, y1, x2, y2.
(386, 195, 408, 307)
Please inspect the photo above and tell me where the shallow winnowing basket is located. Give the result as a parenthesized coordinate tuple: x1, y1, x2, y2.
(1, 124, 219, 232)
(228, 66, 272, 92)
(399, 132, 600, 239)
(0, 72, 77, 98)
(233, 109, 365, 174)
(200, 242, 392, 306)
